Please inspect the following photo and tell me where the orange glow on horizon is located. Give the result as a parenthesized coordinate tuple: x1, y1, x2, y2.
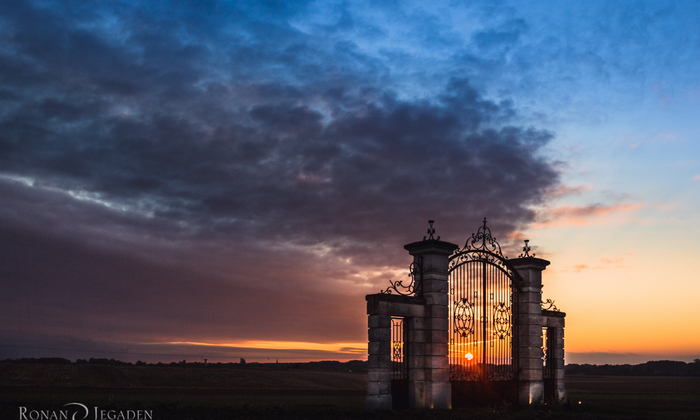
(162, 340, 367, 354)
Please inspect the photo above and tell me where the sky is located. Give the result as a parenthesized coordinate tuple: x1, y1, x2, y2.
(1, 0, 699, 365)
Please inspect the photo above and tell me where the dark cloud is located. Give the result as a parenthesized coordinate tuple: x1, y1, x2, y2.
(0, 0, 559, 360)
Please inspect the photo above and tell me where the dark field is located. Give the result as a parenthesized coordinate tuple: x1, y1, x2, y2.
(1, 363, 699, 420)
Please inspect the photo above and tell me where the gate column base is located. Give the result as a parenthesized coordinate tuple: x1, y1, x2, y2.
(429, 380, 452, 409)
(409, 380, 425, 408)
(555, 379, 567, 404)
(518, 380, 544, 406)
(366, 395, 392, 410)
(408, 371, 452, 409)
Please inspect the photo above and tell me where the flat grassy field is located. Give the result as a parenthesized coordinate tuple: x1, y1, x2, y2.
(566, 375, 700, 420)
(1, 363, 698, 419)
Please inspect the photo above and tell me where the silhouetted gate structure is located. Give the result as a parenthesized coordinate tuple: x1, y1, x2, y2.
(365, 219, 567, 410)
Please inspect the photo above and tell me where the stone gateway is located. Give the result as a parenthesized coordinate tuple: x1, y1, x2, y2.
(366, 220, 566, 409)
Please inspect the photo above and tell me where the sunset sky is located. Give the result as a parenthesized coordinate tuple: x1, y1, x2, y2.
(2, 0, 699, 365)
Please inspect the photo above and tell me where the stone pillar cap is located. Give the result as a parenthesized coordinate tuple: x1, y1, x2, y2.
(404, 239, 458, 255)
(508, 256, 551, 268)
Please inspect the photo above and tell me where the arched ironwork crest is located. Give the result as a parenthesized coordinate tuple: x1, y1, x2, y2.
(449, 218, 523, 287)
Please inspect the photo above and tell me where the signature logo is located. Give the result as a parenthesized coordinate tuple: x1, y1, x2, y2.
(18, 403, 153, 420)
(62, 403, 89, 420)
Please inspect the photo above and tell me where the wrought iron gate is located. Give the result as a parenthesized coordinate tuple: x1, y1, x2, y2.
(391, 317, 407, 380)
(448, 219, 521, 384)
(390, 317, 408, 408)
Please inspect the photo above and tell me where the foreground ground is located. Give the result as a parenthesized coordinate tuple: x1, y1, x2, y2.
(1, 363, 699, 419)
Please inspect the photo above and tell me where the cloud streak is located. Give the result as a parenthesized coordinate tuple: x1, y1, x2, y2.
(534, 203, 644, 228)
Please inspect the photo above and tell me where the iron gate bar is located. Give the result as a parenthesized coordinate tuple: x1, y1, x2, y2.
(482, 259, 486, 369)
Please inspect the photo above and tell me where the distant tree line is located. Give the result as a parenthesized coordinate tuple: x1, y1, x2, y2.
(271, 360, 368, 372)
(14, 358, 699, 376)
(0, 357, 369, 372)
(0, 357, 73, 364)
(76, 358, 132, 365)
(566, 360, 700, 376)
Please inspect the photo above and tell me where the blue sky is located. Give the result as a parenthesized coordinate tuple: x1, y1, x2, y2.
(1, 0, 699, 364)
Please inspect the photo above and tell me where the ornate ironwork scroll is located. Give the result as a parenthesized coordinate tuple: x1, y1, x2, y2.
(381, 257, 423, 296)
(423, 219, 440, 240)
(391, 317, 407, 380)
(542, 327, 548, 365)
(519, 239, 536, 258)
(382, 220, 438, 296)
(393, 338, 402, 361)
(486, 371, 515, 381)
(541, 299, 560, 312)
(492, 302, 511, 339)
(453, 298, 474, 337)
(458, 218, 504, 255)
(542, 327, 555, 379)
(450, 364, 482, 382)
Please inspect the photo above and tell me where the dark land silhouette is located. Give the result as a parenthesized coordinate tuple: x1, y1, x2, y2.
(566, 360, 700, 377)
(1, 358, 699, 419)
(4, 357, 700, 376)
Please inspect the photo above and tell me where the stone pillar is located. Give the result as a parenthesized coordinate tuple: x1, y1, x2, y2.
(404, 239, 458, 409)
(547, 315, 567, 403)
(509, 257, 550, 406)
(366, 314, 392, 409)
(407, 315, 426, 408)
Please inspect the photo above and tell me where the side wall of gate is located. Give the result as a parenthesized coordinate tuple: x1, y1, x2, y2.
(543, 310, 566, 403)
(366, 294, 425, 409)
(366, 239, 458, 410)
(509, 257, 567, 405)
